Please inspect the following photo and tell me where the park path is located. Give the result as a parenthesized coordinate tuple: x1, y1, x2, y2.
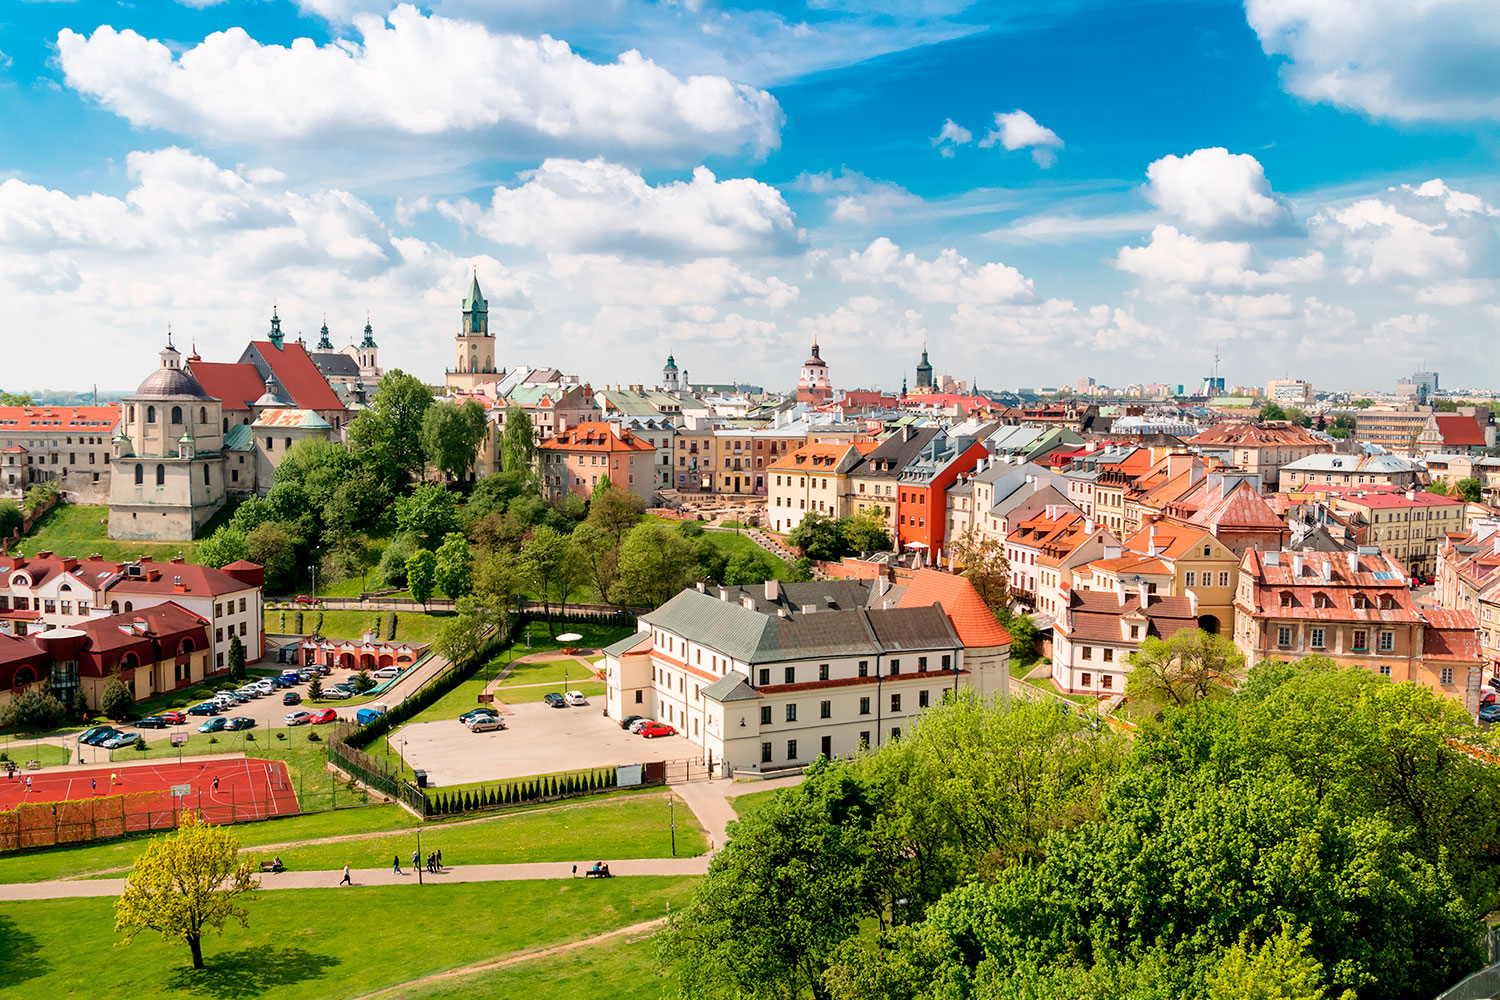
(669, 773, 804, 853)
(349, 917, 667, 1000)
(0, 856, 709, 901)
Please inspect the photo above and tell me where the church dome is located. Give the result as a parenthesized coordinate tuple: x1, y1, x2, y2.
(132, 366, 213, 401)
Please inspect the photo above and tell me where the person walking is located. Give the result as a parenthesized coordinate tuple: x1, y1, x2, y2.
(339, 864, 352, 886)
(91, 778, 97, 794)
(435, 848, 442, 870)
(412, 849, 420, 871)
(24, 775, 31, 792)
(212, 776, 220, 792)
(393, 854, 403, 875)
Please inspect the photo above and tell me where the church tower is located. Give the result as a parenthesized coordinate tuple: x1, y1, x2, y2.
(915, 344, 934, 392)
(268, 306, 285, 351)
(447, 271, 500, 393)
(356, 316, 380, 377)
(663, 354, 680, 392)
(315, 318, 333, 351)
(796, 337, 832, 404)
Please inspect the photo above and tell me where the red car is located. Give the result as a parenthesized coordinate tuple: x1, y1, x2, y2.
(295, 595, 321, 605)
(309, 708, 338, 725)
(638, 722, 677, 739)
(159, 711, 186, 725)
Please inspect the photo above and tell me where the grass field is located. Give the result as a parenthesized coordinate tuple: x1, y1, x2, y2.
(263, 607, 447, 643)
(516, 620, 637, 651)
(496, 657, 601, 688)
(400, 645, 531, 726)
(696, 527, 790, 579)
(506, 681, 607, 703)
(0, 738, 71, 767)
(2, 876, 697, 1000)
(399, 933, 661, 1000)
(729, 787, 783, 818)
(9, 503, 210, 562)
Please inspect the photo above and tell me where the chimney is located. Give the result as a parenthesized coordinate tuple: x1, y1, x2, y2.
(875, 575, 890, 597)
(1291, 552, 1304, 577)
(1104, 544, 1122, 560)
(1265, 551, 1279, 566)
(1085, 518, 1095, 534)
(741, 596, 756, 611)
(903, 425, 913, 441)
(764, 578, 780, 601)
(1405, 487, 1416, 501)
(696, 580, 706, 593)
(173, 575, 186, 593)
(800, 604, 816, 615)
(1137, 579, 1150, 608)
(1322, 558, 1332, 582)
(718, 586, 729, 602)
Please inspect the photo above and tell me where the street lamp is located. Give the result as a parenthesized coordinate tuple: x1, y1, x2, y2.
(309, 564, 318, 602)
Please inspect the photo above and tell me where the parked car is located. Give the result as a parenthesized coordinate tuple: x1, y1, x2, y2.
(459, 708, 498, 724)
(564, 690, 589, 706)
(542, 692, 567, 708)
(198, 717, 227, 733)
(285, 711, 314, 726)
(467, 716, 505, 733)
(315, 664, 332, 676)
(619, 715, 644, 731)
(294, 594, 320, 605)
(355, 707, 386, 726)
(79, 726, 115, 745)
(309, 708, 338, 724)
(1480, 703, 1500, 724)
(639, 722, 677, 739)
(159, 711, 186, 725)
(283, 691, 301, 706)
(628, 718, 653, 734)
(271, 674, 295, 689)
(320, 687, 352, 700)
(297, 668, 316, 682)
(250, 681, 275, 696)
(225, 717, 255, 732)
(188, 702, 219, 716)
(101, 732, 140, 749)
(136, 715, 167, 729)
(332, 682, 357, 695)
(237, 686, 262, 700)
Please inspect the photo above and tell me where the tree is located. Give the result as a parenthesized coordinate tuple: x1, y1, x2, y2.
(0, 391, 34, 405)
(245, 521, 299, 593)
(113, 812, 258, 970)
(406, 549, 437, 608)
(841, 511, 891, 556)
(352, 668, 374, 693)
(723, 549, 778, 586)
(395, 482, 460, 544)
(787, 511, 849, 562)
(1259, 402, 1288, 422)
(498, 405, 536, 476)
(100, 673, 134, 720)
(585, 482, 646, 546)
(374, 532, 421, 588)
(0, 681, 65, 731)
(227, 633, 246, 682)
(613, 522, 697, 608)
(522, 524, 582, 630)
(307, 675, 324, 702)
(948, 527, 1011, 615)
(570, 522, 621, 605)
(1428, 477, 1452, 496)
(1456, 477, 1483, 503)
(321, 477, 373, 577)
(0, 500, 23, 539)
(422, 398, 489, 482)
(1207, 925, 1353, 1000)
(346, 370, 432, 484)
(692, 534, 728, 584)
(434, 532, 474, 600)
(1005, 613, 1040, 663)
(1125, 628, 1245, 712)
(196, 525, 248, 569)
(23, 481, 57, 512)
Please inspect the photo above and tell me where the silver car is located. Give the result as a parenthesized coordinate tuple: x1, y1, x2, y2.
(467, 716, 505, 733)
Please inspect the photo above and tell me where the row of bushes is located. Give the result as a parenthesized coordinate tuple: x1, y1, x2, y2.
(427, 768, 619, 815)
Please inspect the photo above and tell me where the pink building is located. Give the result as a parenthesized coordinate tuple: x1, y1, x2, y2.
(538, 421, 657, 504)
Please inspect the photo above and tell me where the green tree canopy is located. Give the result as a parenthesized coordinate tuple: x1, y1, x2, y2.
(520, 524, 582, 629)
(842, 511, 892, 555)
(0, 681, 65, 731)
(100, 674, 134, 721)
(585, 481, 646, 546)
(227, 633, 246, 682)
(613, 522, 698, 607)
(1456, 477, 1483, 503)
(347, 369, 433, 483)
(405, 548, 437, 607)
(787, 511, 849, 562)
(1259, 402, 1288, 421)
(244, 521, 299, 592)
(723, 548, 779, 586)
(1124, 627, 1246, 713)
(498, 405, 536, 475)
(434, 531, 474, 600)
(395, 482, 460, 544)
(195, 525, 248, 569)
(422, 398, 489, 482)
(0, 500, 23, 539)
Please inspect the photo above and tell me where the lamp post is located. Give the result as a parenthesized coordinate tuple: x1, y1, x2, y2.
(309, 563, 318, 602)
(416, 822, 423, 886)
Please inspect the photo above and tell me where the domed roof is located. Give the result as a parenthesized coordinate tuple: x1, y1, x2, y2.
(131, 366, 213, 401)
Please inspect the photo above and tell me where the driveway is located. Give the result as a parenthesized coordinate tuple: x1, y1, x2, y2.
(392, 701, 699, 787)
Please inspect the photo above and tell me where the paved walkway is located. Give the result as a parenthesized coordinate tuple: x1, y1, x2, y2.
(0, 856, 710, 901)
(670, 773, 804, 852)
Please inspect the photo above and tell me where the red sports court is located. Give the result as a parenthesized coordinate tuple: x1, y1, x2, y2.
(0, 758, 298, 850)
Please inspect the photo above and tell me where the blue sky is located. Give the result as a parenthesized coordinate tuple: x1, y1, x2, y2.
(1, 0, 1497, 394)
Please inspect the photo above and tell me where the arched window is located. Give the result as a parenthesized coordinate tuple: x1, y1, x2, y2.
(178, 637, 195, 655)
(134, 464, 143, 485)
(170, 406, 183, 425)
(111, 601, 119, 614)
(128, 405, 135, 422)
(203, 465, 211, 485)
(146, 405, 156, 424)
(199, 407, 208, 424)
(155, 464, 165, 486)
(120, 652, 139, 671)
(123, 601, 133, 612)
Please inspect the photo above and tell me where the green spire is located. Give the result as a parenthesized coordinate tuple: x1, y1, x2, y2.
(316, 316, 333, 351)
(360, 316, 377, 349)
(269, 305, 284, 350)
(462, 271, 488, 336)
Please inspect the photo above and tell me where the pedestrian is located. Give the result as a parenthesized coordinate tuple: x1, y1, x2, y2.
(572, 863, 577, 878)
(110, 772, 118, 786)
(436, 848, 442, 869)
(91, 778, 96, 794)
(25, 775, 31, 791)
(339, 864, 352, 885)
(212, 776, 220, 792)
(412, 849, 420, 870)
(393, 854, 402, 875)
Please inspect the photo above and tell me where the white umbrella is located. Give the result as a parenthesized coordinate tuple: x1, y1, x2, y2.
(556, 632, 583, 643)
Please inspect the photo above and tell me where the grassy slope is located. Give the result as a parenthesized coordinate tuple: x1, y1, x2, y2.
(10, 503, 222, 562)
(729, 787, 783, 818)
(399, 934, 661, 1000)
(495, 658, 602, 688)
(2, 877, 697, 1000)
(262, 608, 446, 643)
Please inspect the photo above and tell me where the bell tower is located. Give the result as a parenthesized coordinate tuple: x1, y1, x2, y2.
(447, 270, 500, 393)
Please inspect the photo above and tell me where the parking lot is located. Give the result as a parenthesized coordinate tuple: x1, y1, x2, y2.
(393, 699, 700, 787)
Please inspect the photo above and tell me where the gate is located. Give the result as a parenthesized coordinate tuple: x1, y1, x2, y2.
(656, 756, 720, 784)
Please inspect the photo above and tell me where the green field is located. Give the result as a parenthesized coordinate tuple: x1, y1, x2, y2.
(263, 607, 447, 643)
(729, 787, 783, 818)
(9, 503, 210, 562)
(506, 681, 607, 703)
(0, 738, 71, 767)
(399, 933, 660, 1000)
(2, 876, 697, 1000)
(400, 645, 531, 726)
(496, 657, 601, 688)
(516, 620, 637, 651)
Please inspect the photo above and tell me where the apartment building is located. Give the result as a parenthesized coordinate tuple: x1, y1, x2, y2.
(1328, 489, 1467, 579)
(537, 422, 656, 504)
(1075, 520, 1239, 635)
(1437, 520, 1500, 671)
(893, 431, 988, 557)
(1188, 421, 1329, 489)
(1050, 587, 1198, 697)
(1235, 547, 1482, 713)
(0, 406, 120, 502)
(1353, 404, 1433, 455)
(847, 426, 941, 535)
(766, 442, 878, 533)
(1279, 454, 1422, 490)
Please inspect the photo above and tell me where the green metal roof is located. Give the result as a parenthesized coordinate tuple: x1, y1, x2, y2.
(223, 424, 256, 451)
(603, 632, 651, 658)
(701, 673, 758, 703)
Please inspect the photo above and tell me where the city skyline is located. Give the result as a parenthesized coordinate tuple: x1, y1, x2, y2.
(1, 1, 1497, 392)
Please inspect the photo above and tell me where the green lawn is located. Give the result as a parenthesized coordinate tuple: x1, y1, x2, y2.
(1023, 675, 1091, 705)
(0, 738, 71, 767)
(505, 681, 606, 703)
(400, 645, 531, 726)
(696, 528, 791, 578)
(263, 607, 447, 643)
(496, 657, 601, 688)
(729, 787, 783, 818)
(2, 876, 698, 1000)
(9, 503, 210, 562)
(399, 932, 660, 1000)
(515, 620, 637, 652)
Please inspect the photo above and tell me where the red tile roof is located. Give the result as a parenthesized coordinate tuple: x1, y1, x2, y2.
(106, 557, 260, 597)
(1059, 589, 1198, 643)
(0, 406, 120, 432)
(1422, 610, 1482, 661)
(1434, 414, 1487, 447)
(246, 341, 345, 412)
(0, 555, 122, 589)
(1339, 491, 1465, 510)
(896, 568, 1012, 647)
(187, 361, 266, 412)
(539, 422, 655, 454)
(1189, 422, 1325, 447)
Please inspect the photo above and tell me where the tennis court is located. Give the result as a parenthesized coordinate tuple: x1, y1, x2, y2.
(0, 758, 299, 849)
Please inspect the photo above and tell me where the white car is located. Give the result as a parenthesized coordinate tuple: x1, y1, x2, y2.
(284, 711, 314, 726)
(564, 690, 588, 706)
(467, 716, 505, 733)
(373, 666, 400, 680)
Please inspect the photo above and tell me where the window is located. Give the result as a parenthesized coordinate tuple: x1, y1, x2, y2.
(918, 690, 929, 709)
(134, 464, 143, 485)
(1082, 646, 1092, 660)
(1379, 631, 1394, 652)
(820, 700, 831, 719)
(760, 706, 771, 725)
(1280, 592, 1292, 608)
(215, 603, 222, 617)
(1185, 571, 1196, 587)
(170, 405, 183, 425)
(819, 663, 829, 681)
(1103, 648, 1114, 662)
(758, 668, 770, 686)
(859, 696, 871, 715)
(1441, 667, 1454, 685)
(1081, 672, 1092, 686)
(155, 464, 165, 486)
(1278, 626, 1292, 647)
(1379, 664, 1392, 677)
(787, 740, 798, 761)
(890, 693, 901, 712)
(1352, 629, 1368, 651)
(1102, 675, 1113, 690)
(146, 405, 155, 423)
(889, 659, 900, 675)
(761, 742, 772, 763)
(239, 598, 246, 613)
(784, 666, 795, 684)
(1219, 572, 1231, 587)
(1130, 625, 1140, 639)
(918, 656, 928, 670)
(1311, 628, 1325, 649)
(889, 727, 901, 742)
(635, 690, 643, 703)
(785, 704, 797, 722)
(858, 660, 868, 677)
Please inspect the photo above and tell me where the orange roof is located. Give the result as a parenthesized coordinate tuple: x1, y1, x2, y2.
(769, 441, 875, 473)
(1121, 521, 1213, 560)
(1088, 554, 1173, 577)
(539, 421, 654, 454)
(1190, 422, 1325, 447)
(896, 568, 1012, 647)
(0, 405, 120, 431)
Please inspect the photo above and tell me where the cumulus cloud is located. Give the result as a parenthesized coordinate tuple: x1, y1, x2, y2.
(795, 169, 923, 223)
(978, 110, 1063, 167)
(1114, 225, 1325, 288)
(1311, 179, 1498, 284)
(1144, 148, 1295, 235)
(835, 237, 1035, 304)
(56, 5, 783, 162)
(932, 118, 972, 158)
(548, 254, 798, 309)
(438, 158, 803, 256)
(1245, 0, 1500, 121)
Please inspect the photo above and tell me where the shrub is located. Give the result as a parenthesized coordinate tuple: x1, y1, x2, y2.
(276, 732, 286, 741)
(133, 736, 147, 752)
(387, 613, 398, 641)
(307, 731, 320, 742)
(207, 736, 218, 745)
(293, 610, 304, 634)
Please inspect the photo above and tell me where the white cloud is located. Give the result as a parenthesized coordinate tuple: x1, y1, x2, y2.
(56, 5, 783, 162)
(932, 118, 972, 158)
(1144, 147, 1294, 235)
(1314, 196, 1469, 281)
(796, 169, 922, 223)
(984, 211, 1159, 244)
(1114, 225, 1325, 288)
(438, 158, 803, 256)
(548, 254, 798, 309)
(835, 237, 1035, 304)
(1245, 0, 1500, 121)
(978, 109, 1063, 167)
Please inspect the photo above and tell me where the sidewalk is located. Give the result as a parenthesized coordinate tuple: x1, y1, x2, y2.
(0, 856, 710, 901)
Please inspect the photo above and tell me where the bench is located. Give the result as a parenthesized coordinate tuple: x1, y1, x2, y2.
(24, 760, 40, 770)
(258, 861, 283, 873)
(584, 867, 612, 878)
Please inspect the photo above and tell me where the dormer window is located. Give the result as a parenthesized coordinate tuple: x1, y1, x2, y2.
(1353, 594, 1369, 610)
(1313, 593, 1332, 609)
(1379, 594, 1394, 610)
(1279, 592, 1292, 608)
